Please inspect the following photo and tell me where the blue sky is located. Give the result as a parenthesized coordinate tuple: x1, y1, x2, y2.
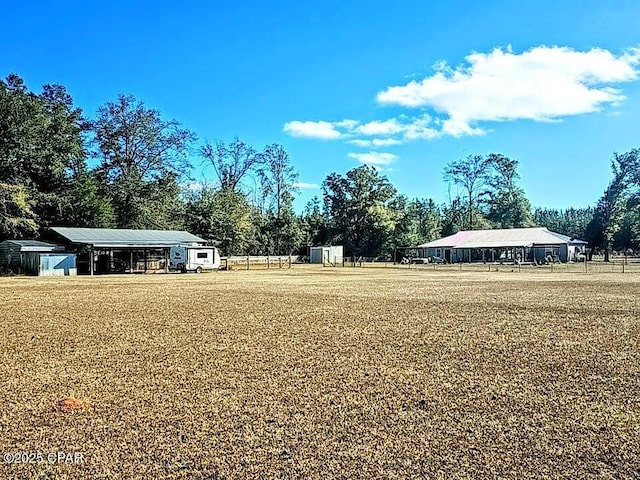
(2, 1, 640, 211)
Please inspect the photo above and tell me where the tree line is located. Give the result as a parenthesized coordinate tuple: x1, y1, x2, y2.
(1, 74, 639, 260)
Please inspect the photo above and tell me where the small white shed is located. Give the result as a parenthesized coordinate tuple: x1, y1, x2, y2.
(310, 245, 343, 265)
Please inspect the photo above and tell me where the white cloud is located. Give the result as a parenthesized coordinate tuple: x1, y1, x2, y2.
(283, 45, 640, 148)
(377, 45, 640, 135)
(356, 119, 405, 136)
(349, 138, 403, 147)
(348, 152, 397, 166)
(293, 182, 320, 189)
(283, 120, 343, 139)
(285, 115, 439, 147)
(187, 181, 205, 191)
(402, 114, 442, 140)
(335, 119, 360, 129)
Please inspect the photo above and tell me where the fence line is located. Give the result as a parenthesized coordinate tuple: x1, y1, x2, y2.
(341, 260, 640, 274)
(220, 254, 640, 274)
(222, 255, 303, 270)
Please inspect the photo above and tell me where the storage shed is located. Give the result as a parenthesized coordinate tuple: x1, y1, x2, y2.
(0, 240, 76, 276)
(310, 245, 343, 265)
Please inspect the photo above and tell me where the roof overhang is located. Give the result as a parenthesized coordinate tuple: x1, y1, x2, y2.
(452, 241, 533, 249)
(19, 246, 63, 252)
(84, 243, 202, 249)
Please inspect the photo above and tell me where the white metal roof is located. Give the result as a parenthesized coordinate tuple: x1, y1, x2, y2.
(417, 227, 587, 249)
(1, 240, 64, 252)
(50, 227, 206, 248)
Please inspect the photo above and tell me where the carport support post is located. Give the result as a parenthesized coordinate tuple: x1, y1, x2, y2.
(89, 247, 94, 276)
(164, 248, 168, 273)
(130, 251, 134, 273)
(144, 249, 147, 272)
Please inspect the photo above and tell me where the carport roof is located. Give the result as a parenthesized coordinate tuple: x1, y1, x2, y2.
(49, 227, 205, 248)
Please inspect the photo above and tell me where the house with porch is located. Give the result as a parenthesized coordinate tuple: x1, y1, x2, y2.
(416, 227, 587, 264)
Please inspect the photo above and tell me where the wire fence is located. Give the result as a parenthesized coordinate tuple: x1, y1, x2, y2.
(221, 254, 640, 274)
(222, 255, 302, 270)
(342, 259, 640, 274)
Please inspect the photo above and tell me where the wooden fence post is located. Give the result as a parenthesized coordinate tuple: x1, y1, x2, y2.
(267, 255, 270, 269)
(247, 256, 250, 270)
(289, 255, 292, 268)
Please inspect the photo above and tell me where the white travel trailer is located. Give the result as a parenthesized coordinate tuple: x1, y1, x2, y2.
(169, 246, 221, 273)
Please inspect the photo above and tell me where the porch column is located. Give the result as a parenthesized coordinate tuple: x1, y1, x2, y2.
(89, 247, 94, 276)
(164, 248, 169, 273)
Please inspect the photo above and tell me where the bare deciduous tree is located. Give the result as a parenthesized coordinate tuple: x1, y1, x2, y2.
(200, 137, 261, 193)
(443, 154, 492, 229)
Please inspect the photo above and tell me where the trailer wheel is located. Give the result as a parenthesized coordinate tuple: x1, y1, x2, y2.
(195, 266, 203, 274)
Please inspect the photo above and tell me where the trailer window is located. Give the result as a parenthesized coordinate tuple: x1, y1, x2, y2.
(197, 252, 208, 259)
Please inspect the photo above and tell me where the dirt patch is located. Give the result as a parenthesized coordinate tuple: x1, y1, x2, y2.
(54, 397, 87, 413)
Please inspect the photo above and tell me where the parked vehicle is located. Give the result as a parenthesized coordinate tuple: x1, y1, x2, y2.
(409, 257, 429, 264)
(169, 246, 220, 273)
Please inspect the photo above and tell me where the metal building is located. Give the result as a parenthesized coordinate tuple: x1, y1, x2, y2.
(310, 245, 344, 265)
(0, 240, 76, 276)
(45, 227, 206, 275)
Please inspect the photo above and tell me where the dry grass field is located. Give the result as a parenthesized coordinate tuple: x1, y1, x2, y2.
(1, 268, 639, 479)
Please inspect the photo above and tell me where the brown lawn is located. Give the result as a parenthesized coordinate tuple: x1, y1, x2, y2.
(0, 268, 639, 479)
